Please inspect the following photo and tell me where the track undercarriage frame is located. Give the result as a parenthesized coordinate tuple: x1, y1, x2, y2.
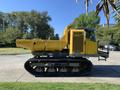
(24, 52, 93, 77)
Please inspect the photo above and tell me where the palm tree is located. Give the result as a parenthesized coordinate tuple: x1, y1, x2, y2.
(75, 0, 120, 26)
(96, 0, 120, 27)
(76, 0, 92, 14)
(85, 0, 92, 15)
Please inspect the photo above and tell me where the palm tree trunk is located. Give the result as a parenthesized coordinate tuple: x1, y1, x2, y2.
(85, 1, 88, 15)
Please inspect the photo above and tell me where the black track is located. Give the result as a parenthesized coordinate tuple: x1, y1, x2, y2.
(24, 57, 93, 77)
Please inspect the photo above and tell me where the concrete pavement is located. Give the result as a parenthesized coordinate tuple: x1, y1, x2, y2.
(0, 51, 120, 84)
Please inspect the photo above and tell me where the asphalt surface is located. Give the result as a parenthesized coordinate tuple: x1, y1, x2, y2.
(0, 51, 120, 84)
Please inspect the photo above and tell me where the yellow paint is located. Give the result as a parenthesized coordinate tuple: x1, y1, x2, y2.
(69, 29, 86, 54)
(85, 39, 97, 54)
(16, 39, 67, 52)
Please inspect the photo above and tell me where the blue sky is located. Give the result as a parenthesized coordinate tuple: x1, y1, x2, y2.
(0, 0, 115, 36)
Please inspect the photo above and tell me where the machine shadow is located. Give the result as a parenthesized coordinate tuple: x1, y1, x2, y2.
(90, 65, 120, 77)
(35, 65, 120, 78)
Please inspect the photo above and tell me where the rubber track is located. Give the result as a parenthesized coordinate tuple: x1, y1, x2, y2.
(24, 57, 93, 77)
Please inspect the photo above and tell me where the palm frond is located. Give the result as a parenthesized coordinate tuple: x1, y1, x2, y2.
(96, 0, 104, 15)
(96, 0, 120, 27)
(113, 1, 120, 22)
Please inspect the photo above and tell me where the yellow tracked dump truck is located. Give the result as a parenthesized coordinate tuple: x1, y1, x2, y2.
(16, 27, 109, 76)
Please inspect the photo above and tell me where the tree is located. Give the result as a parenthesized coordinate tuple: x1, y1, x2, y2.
(0, 10, 55, 39)
(76, 0, 92, 14)
(85, 0, 92, 14)
(75, 0, 120, 26)
(0, 10, 56, 47)
(29, 10, 54, 39)
(114, 1, 120, 22)
(50, 34, 59, 40)
(114, 29, 120, 45)
(96, 25, 120, 46)
(2, 27, 22, 46)
(96, 0, 120, 27)
(70, 11, 100, 29)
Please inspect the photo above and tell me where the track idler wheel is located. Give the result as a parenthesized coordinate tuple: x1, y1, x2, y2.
(78, 60, 93, 75)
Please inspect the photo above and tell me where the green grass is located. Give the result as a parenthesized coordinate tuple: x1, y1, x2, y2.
(0, 48, 31, 55)
(0, 83, 120, 90)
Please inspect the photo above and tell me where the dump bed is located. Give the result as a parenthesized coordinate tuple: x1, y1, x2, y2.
(16, 39, 66, 52)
